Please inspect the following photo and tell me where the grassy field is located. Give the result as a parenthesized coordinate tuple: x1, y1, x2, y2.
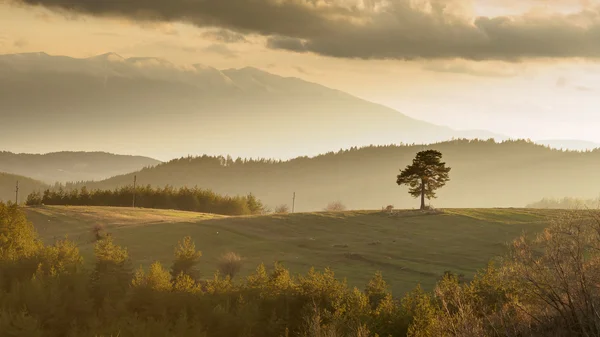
(24, 206, 560, 295)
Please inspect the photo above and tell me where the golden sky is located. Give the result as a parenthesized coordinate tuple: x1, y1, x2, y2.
(1, 0, 599, 142)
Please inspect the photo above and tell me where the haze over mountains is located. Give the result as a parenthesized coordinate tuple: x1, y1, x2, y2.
(0, 52, 511, 161)
(0, 151, 160, 184)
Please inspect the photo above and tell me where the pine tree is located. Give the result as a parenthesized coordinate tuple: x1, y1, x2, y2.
(396, 150, 451, 210)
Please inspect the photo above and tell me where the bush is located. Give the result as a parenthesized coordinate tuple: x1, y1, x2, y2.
(217, 252, 243, 279)
(324, 201, 347, 212)
(274, 204, 290, 214)
(91, 223, 105, 242)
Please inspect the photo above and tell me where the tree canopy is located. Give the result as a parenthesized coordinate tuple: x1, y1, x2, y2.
(396, 150, 451, 210)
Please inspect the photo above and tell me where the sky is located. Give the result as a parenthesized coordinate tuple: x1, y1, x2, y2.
(1, 0, 600, 143)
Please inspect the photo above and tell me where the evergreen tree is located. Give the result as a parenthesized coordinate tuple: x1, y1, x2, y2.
(396, 150, 451, 210)
(170, 236, 202, 281)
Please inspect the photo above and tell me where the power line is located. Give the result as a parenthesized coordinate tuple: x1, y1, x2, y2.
(15, 181, 19, 205)
(132, 175, 137, 208)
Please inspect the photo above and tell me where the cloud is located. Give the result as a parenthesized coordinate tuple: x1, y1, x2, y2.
(267, 36, 308, 53)
(202, 44, 238, 58)
(201, 29, 248, 43)
(11, 0, 600, 60)
(422, 59, 522, 77)
(137, 22, 179, 35)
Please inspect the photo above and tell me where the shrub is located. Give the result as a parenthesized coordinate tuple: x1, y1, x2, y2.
(274, 204, 290, 214)
(170, 236, 202, 281)
(218, 252, 243, 279)
(324, 201, 347, 212)
(91, 223, 105, 242)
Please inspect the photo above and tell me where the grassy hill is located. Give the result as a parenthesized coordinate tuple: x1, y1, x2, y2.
(24, 205, 558, 295)
(69, 139, 600, 212)
(0, 172, 47, 203)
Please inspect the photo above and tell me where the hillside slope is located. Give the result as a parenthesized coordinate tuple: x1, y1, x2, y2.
(0, 151, 160, 183)
(0, 172, 47, 203)
(25, 205, 555, 294)
(0, 52, 503, 160)
(70, 139, 600, 211)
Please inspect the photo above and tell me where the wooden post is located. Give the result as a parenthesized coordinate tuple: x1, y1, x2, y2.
(15, 181, 19, 205)
(292, 192, 296, 213)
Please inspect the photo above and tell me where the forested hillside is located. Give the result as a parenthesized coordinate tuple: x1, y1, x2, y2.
(0, 172, 47, 203)
(0, 151, 160, 183)
(65, 139, 600, 211)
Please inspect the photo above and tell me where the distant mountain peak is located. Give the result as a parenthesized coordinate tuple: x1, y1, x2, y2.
(88, 52, 125, 62)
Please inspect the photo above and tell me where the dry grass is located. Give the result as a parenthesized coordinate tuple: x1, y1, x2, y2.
(24, 205, 557, 295)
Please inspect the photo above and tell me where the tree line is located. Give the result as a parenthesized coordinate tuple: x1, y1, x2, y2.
(58, 138, 600, 211)
(25, 185, 264, 216)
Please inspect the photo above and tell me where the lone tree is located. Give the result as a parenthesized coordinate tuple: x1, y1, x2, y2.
(396, 150, 451, 210)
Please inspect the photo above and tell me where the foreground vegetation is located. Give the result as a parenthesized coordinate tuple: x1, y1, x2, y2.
(3, 203, 600, 336)
(25, 206, 554, 295)
(25, 186, 265, 216)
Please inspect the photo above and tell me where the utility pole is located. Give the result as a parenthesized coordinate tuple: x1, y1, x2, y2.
(15, 181, 19, 205)
(292, 192, 296, 213)
(132, 175, 137, 208)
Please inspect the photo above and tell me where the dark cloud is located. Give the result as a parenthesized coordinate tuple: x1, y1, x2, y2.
(12, 0, 600, 60)
(201, 29, 248, 43)
(267, 36, 308, 53)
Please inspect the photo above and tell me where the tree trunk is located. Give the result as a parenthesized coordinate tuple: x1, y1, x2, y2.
(420, 180, 426, 210)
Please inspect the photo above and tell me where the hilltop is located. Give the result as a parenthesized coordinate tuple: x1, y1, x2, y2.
(66, 139, 600, 212)
(25, 205, 556, 294)
(0, 151, 160, 183)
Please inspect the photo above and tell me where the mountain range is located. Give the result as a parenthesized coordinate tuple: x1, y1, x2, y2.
(0, 52, 508, 161)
